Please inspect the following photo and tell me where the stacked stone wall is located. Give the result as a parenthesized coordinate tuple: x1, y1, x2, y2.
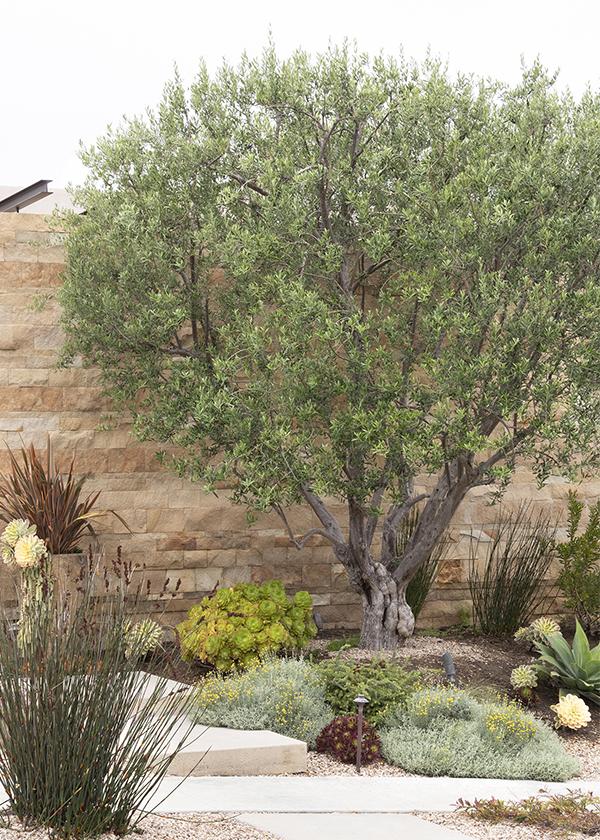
(0, 214, 593, 629)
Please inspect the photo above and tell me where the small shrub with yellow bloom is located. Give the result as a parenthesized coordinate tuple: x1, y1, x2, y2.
(194, 657, 332, 746)
(551, 694, 592, 730)
(380, 691, 578, 781)
(404, 687, 478, 729)
(483, 703, 537, 745)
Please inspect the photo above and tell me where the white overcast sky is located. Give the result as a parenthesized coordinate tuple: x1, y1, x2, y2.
(3, 0, 600, 189)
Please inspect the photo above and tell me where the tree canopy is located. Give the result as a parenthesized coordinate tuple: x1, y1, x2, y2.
(61, 45, 600, 646)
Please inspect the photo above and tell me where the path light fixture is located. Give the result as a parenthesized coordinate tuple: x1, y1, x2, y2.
(354, 694, 369, 774)
(441, 652, 457, 683)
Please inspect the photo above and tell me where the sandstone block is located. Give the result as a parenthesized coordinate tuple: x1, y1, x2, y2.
(302, 563, 332, 588)
(195, 568, 223, 591)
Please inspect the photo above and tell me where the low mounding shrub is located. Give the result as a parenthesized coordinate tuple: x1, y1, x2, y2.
(381, 690, 579, 782)
(556, 492, 600, 635)
(194, 658, 332, 746)
(177, 580, 317, 671)
(468, 503, 555, 636)
(401, 687, 478, 729)
(317, 657, 422, 726)
(316, 714, 381, 765)
(534, 620, 600, 706)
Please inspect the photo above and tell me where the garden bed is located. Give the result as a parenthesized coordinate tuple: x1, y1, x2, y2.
(147, 630, 599, 782)
(422, 812, 592, 840)
(310, 632, 600, 743)
(0, 814, 275, 840)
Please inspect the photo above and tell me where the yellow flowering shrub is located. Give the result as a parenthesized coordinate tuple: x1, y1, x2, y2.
(407, 688, 477, 728)
(484, 703, 537, 744)
(194, 658, 332, 746)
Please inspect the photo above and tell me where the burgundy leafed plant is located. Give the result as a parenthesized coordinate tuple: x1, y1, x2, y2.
(0, 440, 128, 554)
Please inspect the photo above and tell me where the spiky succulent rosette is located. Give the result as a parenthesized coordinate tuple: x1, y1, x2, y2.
(510, 665, 538, 690)
(515, 617, 561, 645)
(124, 618, 163, 660)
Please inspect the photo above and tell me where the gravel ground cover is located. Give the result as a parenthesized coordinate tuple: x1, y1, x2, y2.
(0, 814, 276, 840)
(422, 811, 591, 839)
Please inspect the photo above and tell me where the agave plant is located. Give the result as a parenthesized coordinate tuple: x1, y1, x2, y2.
(535, 620, 600, 706)
(0, 441, 128, 554)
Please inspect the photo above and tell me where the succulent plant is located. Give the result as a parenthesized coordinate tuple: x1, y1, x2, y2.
(316, 714, 381, 765)
(534, 620, 600, 706)
(514, 617, 561, 646)
(177, 580, 316, 671)
(510, 665, 538, 690)
(124, 618, 163, 660)
(551, 694, 592, 730)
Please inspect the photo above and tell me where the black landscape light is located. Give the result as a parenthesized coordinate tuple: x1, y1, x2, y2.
(354, 694, 369, 774)
(441, 651, 457, 683)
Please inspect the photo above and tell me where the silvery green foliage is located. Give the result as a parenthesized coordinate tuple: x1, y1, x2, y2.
(60, 44, 600, 645)
(381, 696, 578, 781)
(194, 657, 332, 746)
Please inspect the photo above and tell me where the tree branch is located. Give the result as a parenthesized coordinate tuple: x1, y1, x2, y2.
(272, 504, 340, 549)
(300, 484, 346, 545)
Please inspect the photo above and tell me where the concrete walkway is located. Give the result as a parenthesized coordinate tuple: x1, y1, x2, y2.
(152, 774, 600, 813)
(239, 812, 470, 839)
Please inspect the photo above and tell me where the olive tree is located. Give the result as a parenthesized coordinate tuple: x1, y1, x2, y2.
(61, 46, 600, 648)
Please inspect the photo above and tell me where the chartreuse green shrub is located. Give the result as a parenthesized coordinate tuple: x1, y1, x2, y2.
(317, 658, 422, 726)
(194, 658, 332, 746)
(177, 581, 316, 671)
(381, 689, 579, 781)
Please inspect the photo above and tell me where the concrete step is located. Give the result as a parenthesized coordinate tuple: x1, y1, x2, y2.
(167, 724, 307, 776)
(132, 673, 307, 776)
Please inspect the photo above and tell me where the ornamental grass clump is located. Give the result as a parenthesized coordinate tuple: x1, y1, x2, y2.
(468, 503, 556, 636)
(380, 690, 578, 781)
(178, 580, 316, 671)
(0, 579, 195, 838)
(194, 657, 332, 746)
(0, 441, 128, 554)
